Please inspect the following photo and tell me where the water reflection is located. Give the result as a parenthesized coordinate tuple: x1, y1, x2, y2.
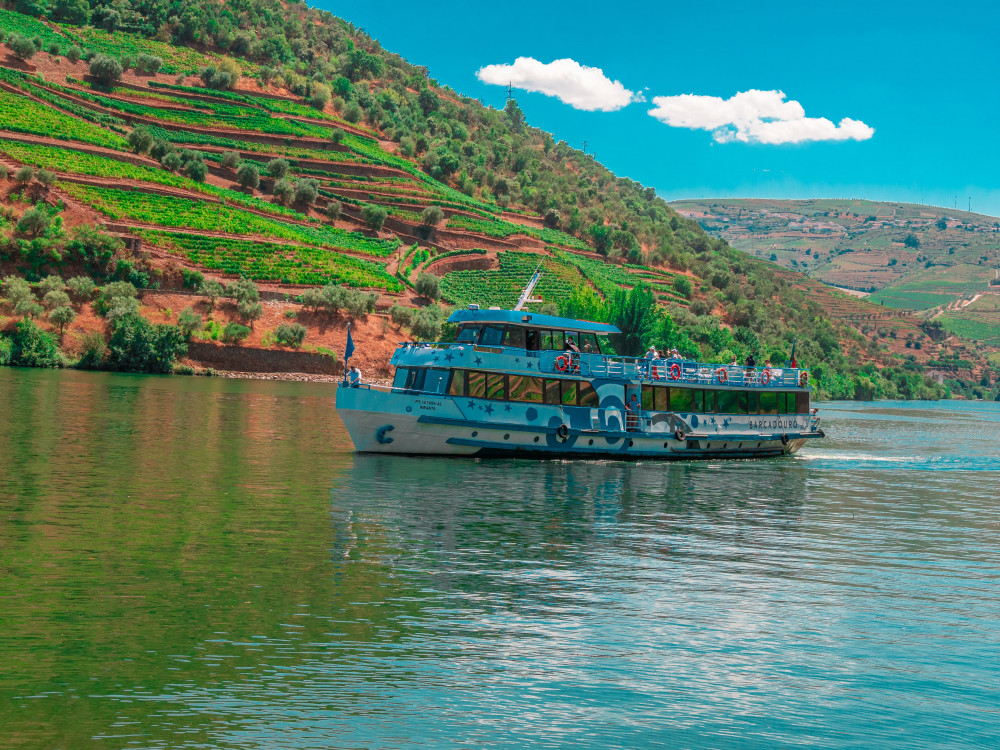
(1, 370, 998, 749)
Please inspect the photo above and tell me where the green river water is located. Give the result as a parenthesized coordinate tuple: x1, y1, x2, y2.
(1, 367, 998, 749)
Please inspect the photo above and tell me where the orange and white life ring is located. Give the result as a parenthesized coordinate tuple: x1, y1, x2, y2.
(670, 363, 681, 380)
(799, 371, 809, 387)
(717, 368, 728, 383)
(555, 355, 570, 372)
(761, 368, 772, 385)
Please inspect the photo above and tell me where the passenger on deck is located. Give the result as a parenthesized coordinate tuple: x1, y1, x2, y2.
(349, 366, 362, 387)
(625, 393, 641, 431)
(564, 335, 581, 373)
(745, 353, 756, 367)
(730, 355, 739, 366)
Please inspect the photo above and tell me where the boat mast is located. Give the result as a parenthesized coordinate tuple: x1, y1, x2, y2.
(514, 267, 543, 311)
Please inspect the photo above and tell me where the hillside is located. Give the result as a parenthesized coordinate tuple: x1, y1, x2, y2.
(0, 4, 997, 399)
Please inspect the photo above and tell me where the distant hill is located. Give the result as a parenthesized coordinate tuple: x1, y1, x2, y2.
(672, 198, 1000, 349)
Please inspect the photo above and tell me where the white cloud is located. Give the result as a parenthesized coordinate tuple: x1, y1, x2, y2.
(477, 57, 638, 112)
(647, 89, 874, 145)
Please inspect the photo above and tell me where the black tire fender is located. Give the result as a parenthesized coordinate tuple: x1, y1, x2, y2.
(556, 424, 570, 442)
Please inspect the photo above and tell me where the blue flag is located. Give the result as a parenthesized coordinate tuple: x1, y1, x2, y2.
(344, 323, 355, 362)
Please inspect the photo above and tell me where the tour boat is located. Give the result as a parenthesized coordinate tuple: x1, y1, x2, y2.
(336, 273, 825, 459)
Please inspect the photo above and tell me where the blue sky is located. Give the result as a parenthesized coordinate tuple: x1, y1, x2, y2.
(325, 0, 1000, 216)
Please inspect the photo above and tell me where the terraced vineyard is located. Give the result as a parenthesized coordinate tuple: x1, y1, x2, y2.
(440, 251, 587, 308)
(138, 230, 402, 290)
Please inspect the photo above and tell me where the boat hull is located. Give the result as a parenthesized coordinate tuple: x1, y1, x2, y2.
(336, 386, 819, 461)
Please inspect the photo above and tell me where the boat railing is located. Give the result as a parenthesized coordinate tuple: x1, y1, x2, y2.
(395, 342, 808, 388)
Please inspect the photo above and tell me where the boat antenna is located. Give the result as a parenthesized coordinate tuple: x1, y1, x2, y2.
(514, 266, 543, 311)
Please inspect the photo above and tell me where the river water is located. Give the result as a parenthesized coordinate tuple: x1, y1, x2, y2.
(1, 368, 998, 749)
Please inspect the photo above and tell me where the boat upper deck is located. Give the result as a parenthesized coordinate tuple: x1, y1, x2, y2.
(392, 341, 811, 390)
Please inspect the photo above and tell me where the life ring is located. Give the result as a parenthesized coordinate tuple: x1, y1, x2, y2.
(675, 428, 686, 442)
(556, 423, 570, 442)
(780, 433, 790, 446)
(799, 371, 809, 387)
(761, 368, 772, 385)
(717, 368, 728, 383)
(670, 363, 681, 380)
(651, 364, 661, 381)
(555, 355, 570, 372)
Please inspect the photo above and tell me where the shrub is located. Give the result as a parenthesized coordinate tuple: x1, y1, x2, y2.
(48, 305, 76, 335)
(161, 151, 183, 171)
(0, 164, 7, 179)
(221, 322, 251, 344)
(221, 151, 242, 169)
(133, 54, 162, 75)
(411, 307, 443, 340)
(10, 318, 61, 367)
(43, 290, 70, 309)
(106, 313, 187, 373)
(0, 335, 11, 366)
(420, 205, 445, 227)
(14, 166, 35, 184)
(66, 45, 82, 63)
(673, 276, 693, 299)
(177, 306, 202, 338)
(274, 322, 307, 347)
(38, 275, 65, 295)
(198, 60, 240, 90)
(89, 55, 123, 87)
(200, 278, 226, 308)
(362, 204, 388, 231)
(2, 276, 34, 306)
(415, 272, 440, 300)
(234, 163, 260, 191)
(47, 42, 60, 56)
(17, 207, 50, 237)
(128, 126, 154, 153)
(272, 178, 294, 205)
(325, 200, 342, 221)
(184, 160, 207, 182)
(308, 83, 330, 110)
(76, 330, 107, 368)
(228, 276, 259, 304)
(15, 299, 44, 318)
(265, 158, 289, 179)
(36, 169, 55, 187)
(8, 34, 37, 61)
(237, 299, 263, 324)
(67, 276, 97, 299)
(293, 178, 320, 206)
(94, 280, 137, 316)
(389, 303, 413, 327)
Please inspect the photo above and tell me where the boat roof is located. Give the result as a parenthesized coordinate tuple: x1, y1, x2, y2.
(447, 308, 621, 335)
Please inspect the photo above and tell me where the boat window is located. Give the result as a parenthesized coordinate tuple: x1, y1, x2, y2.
(796, 392, 810, 414)
(691, 390, 704, 413)
(703, 390, 716, 413)
(486, 372, 506, 400)
(510, 375, 544, 403)
(654, 386, 668, 411)
(448, 370, 466, 396)
(760, 391, 778, 415)
(525, 329, 541, 351)
(776, 392, 788, 414)
(543, 378, 561, 404)
(393, 368, 409, 389)
(503, 326, 526, 349)
(577, 333, 599, 353)
(747, 392, 761, 414)
(540, 330, 553, 350)
(551, 331, 565, 350)
(404, 368, 426, 391)
(641, 385, 655, 411)
(468, 371, 486, 398)
(456, 325, 480, 344)
(479, 325, 505, 347)
(424, 368, 451, 394)
(717, 390, 739, 415)
(561, 380, 578, 406)
(579, 381, 599, 408)
(670, 387, 693, 413)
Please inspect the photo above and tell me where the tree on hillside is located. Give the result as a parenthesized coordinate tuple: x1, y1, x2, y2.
(415, 272, 439, 300)
(362, 204, 388, 232)
(89, 55, 123, 86)
(904, 233, 920, 249)
(936, 217, 948, 231)
(265, 159, 289, 179)
(8, 34, 38, 60)
(128, 126, 154, 153)
(420, 205, 444, 227)
(608, 284, 660, 357)
(236, 163, 260, 191)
